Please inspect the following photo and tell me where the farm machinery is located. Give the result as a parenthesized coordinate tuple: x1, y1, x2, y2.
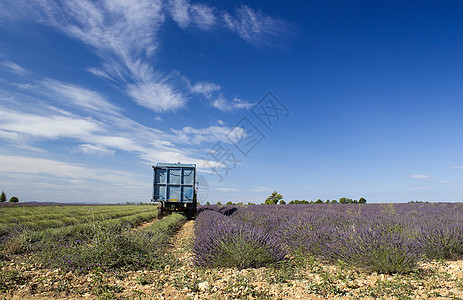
(151, 163, 197, 220)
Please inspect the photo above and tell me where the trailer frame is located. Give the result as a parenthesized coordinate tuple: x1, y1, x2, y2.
(151, 163, 197, 220)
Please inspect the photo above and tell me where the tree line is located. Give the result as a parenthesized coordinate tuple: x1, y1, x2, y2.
(1, 190, 19, 203)
(204, 191, 366, 206)
(264, 191, 366, 205)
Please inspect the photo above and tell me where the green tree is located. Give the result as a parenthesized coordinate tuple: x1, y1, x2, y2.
(226, 201, 233, 205)
(0, 191, 6, 202)
(359, 197, 367, 204)
(339, 197, 348, 204)
(265, 191, 283, 205)
(9, 196, 19, 203)
(279, 199, 286, 205)
(315, 199, 323, 204)
(331, 199, 338, 204)
(206, 201, 211, 205)
(217, 201, 222, 205)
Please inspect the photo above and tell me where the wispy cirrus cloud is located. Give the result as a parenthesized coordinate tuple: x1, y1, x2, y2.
(0, 154, 130, 183)
(190, 81, 221, 99)
(0, 108, 101, 140)
(1, 75, 245, 168)
(40, 79, 119, 114)
(77, 144, 115, 156)
(222, 4, 291, 46)
(0, 154, 149, 203)
(409, 174, 430, 180)
(0, 1, 291, 113)
(171, 125, 246, 145)
(1, 61, 28, 75)
(216, 187, 241, 192)
(212, 94, 254, 112)
(189, 81, 254, 111)
(127, 82, 186, 112)
(0, 0, 182, 112)
(167, 0, 216, 30)
(167, 1, 291, 45)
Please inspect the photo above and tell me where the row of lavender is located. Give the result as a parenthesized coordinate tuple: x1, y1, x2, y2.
(193, 203, 463, 273)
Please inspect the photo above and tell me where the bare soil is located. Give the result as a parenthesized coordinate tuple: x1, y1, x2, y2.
(134, 219, 158, 231)
(2, 221, 463, 299)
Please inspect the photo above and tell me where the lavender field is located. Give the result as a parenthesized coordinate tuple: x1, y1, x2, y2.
(194, 203, 463, 273)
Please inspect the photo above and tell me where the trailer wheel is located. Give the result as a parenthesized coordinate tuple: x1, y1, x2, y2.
(156, 202, 164, 220)
(185, 208, 192, 220)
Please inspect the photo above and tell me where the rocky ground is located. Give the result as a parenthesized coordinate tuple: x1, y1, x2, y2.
(1, 220, 463, 299)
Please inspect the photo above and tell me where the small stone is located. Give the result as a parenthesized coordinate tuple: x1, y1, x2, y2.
(198, 281, 210, 292)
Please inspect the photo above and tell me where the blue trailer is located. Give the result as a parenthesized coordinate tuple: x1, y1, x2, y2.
(152, 163, 197, 220)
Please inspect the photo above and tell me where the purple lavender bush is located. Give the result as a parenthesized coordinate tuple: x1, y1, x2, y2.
(322, 222, 422, 273)
(193, 210, 286, 268)
(418, 223, 463, 259)
(194, 203, 463, 273)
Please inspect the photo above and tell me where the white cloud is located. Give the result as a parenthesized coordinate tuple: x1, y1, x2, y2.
(127, 82, 186, 112)
(212, 95, 254, 111)
(172, 125, 246, 145)
(168, 0, 216, 30)
(0, 108, 101, 140)
(167, 2, 289, 45)
(41, 79, 119, 114)
(451, 166, 463, 170)
(409, 174, 430, 180)
(190, 4, 216, 29)
(0, 0, 186, 112)
(0, 154, 131, 183)
(222, 5, 289, 45)
(216, 187, 241, 192)
(253, 186, 272, 193)
(0, 1, 290, 114)
(231, 98, 255, 109)
(77, 144, 115, 156)
(190, 81, 255, 112)
(86, 67, 117, 82)
(0, 87, 239, 169)
(2, 61, 27, 75)
(0, 154, 149, 203)
(190, 81, 221, 99)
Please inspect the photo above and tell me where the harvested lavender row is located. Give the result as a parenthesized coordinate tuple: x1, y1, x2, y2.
(194, 203, 463, 273)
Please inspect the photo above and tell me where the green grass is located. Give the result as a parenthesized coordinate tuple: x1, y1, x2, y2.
(0, 205, 158, 238)
(0, 205, 158, 256)
(37, 213, 186, 273)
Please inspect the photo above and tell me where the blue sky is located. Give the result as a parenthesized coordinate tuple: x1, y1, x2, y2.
(1, 0, 463, 204)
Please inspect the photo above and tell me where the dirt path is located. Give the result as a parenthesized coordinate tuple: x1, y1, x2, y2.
(133, 218, 158, 231)
(171, 220, 195, 264)
(5, 219, 463, 299)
